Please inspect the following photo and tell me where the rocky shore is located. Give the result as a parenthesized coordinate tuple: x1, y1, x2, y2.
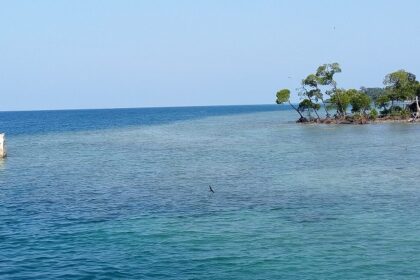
(297, 116, 420, 125)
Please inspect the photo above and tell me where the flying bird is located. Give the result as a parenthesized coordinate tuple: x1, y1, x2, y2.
(209, 185, 215, 193)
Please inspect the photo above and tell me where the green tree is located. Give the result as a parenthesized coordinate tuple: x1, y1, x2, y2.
(298, 99, 321, 120)
(369, 108, 378, 120)
(328, 89, 353, 117)
(360, 87, 385, 102)
(375, 94, 391, 112)
(301, 74, 329, 117)
(316, 63, 342, 90)
(350, 91, 371, 114)
(315, 63, 342, 116)
(383, 70, 418, 106)
(276, 89, 305, 120)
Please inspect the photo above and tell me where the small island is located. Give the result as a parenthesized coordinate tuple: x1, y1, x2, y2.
(276, 63, 420, 124)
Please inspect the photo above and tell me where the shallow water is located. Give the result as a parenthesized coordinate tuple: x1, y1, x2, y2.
(1, 105, 420, 279)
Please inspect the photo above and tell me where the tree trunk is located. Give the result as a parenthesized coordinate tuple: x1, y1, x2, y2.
(321, 98, 330, 118)
(288, 101, 305, 119)
(313, 108, 321, 120)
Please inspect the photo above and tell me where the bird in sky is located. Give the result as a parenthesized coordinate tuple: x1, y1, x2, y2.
(209, 185, 215, 193)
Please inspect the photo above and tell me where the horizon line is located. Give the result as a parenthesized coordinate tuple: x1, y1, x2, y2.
(0, 103, 282, 114)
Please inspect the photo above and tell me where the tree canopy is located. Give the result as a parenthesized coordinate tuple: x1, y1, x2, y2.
(350, 91, 371, 114)
(276, 89, 291, 104)
(276, 64, 420, 123)
(383, 70, 418, 103)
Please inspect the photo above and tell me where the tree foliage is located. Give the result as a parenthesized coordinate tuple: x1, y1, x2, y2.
(275, 64, 420, 123)
(298, 99, 321, 119)
(383, 70, 418, 102)
(375, 94, 390, 110)
(360, 87, 385, 102)
(276, 88, 305, 119)
(300, 63, 342, 118)
(350, 91, 371, 114)
(328, 89, 352, 116)
(316, 63, 342, 87)
(276, 89, 291, 104)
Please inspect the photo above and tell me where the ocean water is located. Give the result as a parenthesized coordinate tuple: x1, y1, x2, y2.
(1, 105, 420, 279)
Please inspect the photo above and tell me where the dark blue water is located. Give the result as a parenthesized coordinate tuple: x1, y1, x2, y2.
(0, 105, 285, 136)
(1, 105, 420, 279)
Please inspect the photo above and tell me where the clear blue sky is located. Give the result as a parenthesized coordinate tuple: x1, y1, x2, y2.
(1, 0, 420, 111)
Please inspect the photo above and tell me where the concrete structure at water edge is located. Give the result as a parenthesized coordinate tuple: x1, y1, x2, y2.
(0, 133, 6, 158)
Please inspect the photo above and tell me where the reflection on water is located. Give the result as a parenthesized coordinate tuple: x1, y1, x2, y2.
(0, 158, 5, 170)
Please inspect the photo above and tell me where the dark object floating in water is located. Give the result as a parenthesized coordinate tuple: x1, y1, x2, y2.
(209, 185, 215, 193)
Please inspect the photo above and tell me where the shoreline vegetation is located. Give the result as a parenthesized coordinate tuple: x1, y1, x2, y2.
(276, 63, 420, 124)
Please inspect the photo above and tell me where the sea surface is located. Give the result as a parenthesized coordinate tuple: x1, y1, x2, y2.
(1, 105, 420, 279)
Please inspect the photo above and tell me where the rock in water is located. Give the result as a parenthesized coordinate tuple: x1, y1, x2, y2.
(0, 133, 6, 158)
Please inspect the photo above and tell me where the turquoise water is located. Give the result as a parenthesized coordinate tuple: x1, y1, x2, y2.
(1, 105, 420, 279)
